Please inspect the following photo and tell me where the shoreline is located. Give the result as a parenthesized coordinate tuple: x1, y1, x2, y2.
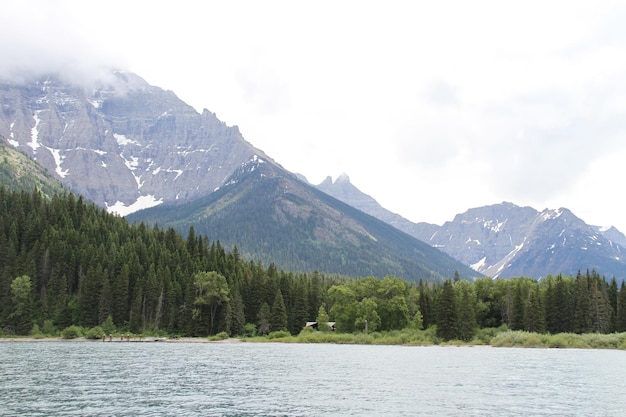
(0, 337, 243, 343)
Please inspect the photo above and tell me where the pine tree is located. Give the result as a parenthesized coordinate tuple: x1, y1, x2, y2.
(574, 271, 592, 334)
(525, 286, 545, 333)
(617, 281, 626, 332)
(290, 281, 309, 334)
(418, 279, 434, 328)
(229, 288, 246, 336)
(435, 280, 457, 341)
(455, 281, 476, 341)
(608, 277, 619, 333)
(590, 278, 611, 334)
(270, 290, 288, 332)
(257, 302, 271, 335)
(510, 281, 525, 331)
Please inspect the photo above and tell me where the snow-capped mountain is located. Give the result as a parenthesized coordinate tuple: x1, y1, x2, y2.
(418, 203, 626, 279)
(318, 176, 626, 280)
(0, 72, 270, 214)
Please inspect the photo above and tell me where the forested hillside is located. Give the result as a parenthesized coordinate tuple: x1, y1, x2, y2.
(0, 187, 344, 336)
(0, 137, 66, 197)
(2, 187, 626, 341)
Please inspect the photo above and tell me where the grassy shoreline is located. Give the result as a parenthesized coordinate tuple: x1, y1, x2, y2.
(241, 328, 626, 349)
(4, 329, 626, 349)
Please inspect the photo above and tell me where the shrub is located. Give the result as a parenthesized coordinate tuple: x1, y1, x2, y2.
(242, 323, 257, 338)
(85, 326, 105, 340)
(208, 331, 229, 341)
(299, 326, 315, 334)
(42, 320, 58, 336)
(61, 325, 83, 339)
(267, 330, 291, 339)
(31, 324, 45, 339)
(101, 315, 116, 335)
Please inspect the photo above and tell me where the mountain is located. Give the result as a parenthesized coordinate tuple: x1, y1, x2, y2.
(0, 72, 270, 215)
(0, 135, 66, 196)
(318, 177, 626, 280)
(128, 157, 480, 283)
(1, 71, 480, 283)
(415, 203, 626, 279)
(316, 174, 435, 238)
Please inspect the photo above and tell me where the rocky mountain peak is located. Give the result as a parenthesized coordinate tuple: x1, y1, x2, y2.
(0, 71, 270, 215)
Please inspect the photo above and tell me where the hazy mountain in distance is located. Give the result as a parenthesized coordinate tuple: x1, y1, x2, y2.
(318, 176, 626, 280)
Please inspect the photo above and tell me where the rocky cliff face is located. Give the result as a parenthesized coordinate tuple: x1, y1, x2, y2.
(0, 72, 269, 214)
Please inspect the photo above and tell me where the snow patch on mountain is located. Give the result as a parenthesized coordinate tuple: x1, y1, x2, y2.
(540, 208, 562, 221)
(45, 146, 69, 178)
(114, 133, 139, 146)
(106, 195, 163, 216)
(29, 112, 42, 151)
(471, 256, 487, 271)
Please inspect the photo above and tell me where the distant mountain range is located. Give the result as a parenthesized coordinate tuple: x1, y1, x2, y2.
(318, 176, 626, 280)
(2, 70, 624, 282)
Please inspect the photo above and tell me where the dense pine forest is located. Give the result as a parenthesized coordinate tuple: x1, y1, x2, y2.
(2, 187, 626, 342)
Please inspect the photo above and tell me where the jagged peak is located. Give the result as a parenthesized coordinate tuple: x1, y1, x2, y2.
(335, 172, 350, 184)
(319, 176, 333, 187)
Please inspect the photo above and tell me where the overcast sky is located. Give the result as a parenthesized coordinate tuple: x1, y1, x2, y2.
(3, 0, 626, 231)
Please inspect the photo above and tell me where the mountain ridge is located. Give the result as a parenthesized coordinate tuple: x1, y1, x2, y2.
(129, 157, 481, 283)
(317, 176, 626, 280)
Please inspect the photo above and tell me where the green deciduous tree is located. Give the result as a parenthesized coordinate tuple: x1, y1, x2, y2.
(328, 285, 357, 332)
(193, 271, 230, 335)
(354, 297, 380, 332)
(10, 275, 33, 335)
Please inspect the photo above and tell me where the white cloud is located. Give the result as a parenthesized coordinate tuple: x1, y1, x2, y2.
(3, 0, 626, 232)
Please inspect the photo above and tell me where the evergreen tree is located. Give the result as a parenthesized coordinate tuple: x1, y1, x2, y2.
(589, 277, 611, 333)
(574, 271, 592, 334)
(617, 281, 626, 332)
(455, 280, 476, 341)
(290, 281, 310, 334)
(229, 287, 246, 336)
(257, 302, 271, 335)
(435, 280, 457, 341)
(525, 286, 545, 333)
(316, 305, 331, 331)
(418, 279, 434, 328)
(607, 277, 619, 333)
(270, 290, 288, 332)
(510, 281, 525, 331)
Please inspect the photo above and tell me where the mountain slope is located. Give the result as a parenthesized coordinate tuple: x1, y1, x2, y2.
(316, 174, 432, 238)
(129, 158, 480, 283)
(0, 72, 271, 214)
(0, 135, 66, 196)
(318, 177, 626, 280)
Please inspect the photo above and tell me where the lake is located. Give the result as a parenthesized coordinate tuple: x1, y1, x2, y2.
(0, 341, 624, 416)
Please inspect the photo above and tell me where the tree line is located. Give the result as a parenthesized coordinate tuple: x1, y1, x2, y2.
(2, 187, 626, 340)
